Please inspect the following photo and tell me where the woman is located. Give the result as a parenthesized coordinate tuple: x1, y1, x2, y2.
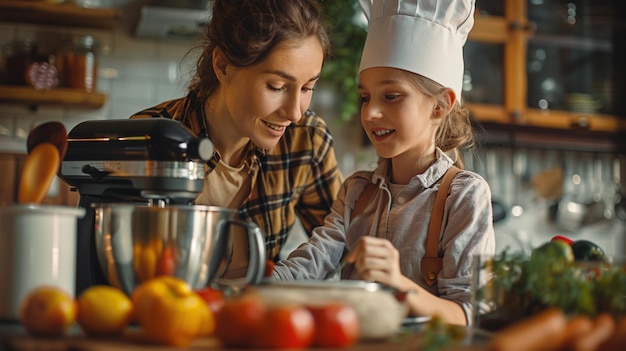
(131, 0, 343, 266)
(273, 0, 495, 326)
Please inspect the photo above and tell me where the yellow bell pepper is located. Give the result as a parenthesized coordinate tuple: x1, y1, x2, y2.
(131, 276, 208, 346)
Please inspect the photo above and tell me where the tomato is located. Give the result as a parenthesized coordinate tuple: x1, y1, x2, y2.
(156, 245, 175, 276)
(257, 303, 315, 349)
(194, 286, 225, 315)
(214, 293, 266, 348)
(131, 276, 206, 346)
(307, 302, 360, 347)
(264, 259, 275, 278)
(550, 235, 574, 245)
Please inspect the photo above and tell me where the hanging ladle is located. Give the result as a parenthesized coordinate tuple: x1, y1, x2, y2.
(18, 122, 68, 204)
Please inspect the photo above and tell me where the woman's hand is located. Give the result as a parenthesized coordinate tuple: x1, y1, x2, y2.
(345, 236, 405, 289)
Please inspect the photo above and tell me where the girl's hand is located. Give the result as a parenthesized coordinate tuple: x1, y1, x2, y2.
(345, 236, 404, 289)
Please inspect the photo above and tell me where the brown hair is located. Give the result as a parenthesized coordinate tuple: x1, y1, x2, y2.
(188, 0, 331, 101)
(402, 71, 474, 169)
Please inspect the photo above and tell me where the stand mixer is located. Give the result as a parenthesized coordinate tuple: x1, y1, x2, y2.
(60, 118, 214, 296)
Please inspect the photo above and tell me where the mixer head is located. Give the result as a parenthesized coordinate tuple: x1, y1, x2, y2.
(60, 118, 214, 204)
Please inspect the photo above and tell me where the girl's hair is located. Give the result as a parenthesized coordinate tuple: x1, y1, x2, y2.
(402, 70, 474, 168)
(188, 0, 331, 101)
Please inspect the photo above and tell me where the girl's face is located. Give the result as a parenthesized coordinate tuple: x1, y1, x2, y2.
(218, 36, 324, 150)
(358, 67, 440, 161)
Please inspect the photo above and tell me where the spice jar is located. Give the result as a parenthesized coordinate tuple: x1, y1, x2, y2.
(62, 35, 97, 92)
(4, 39, 38, 86)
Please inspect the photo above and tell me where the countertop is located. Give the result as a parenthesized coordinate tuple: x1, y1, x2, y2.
(0, 320, 489, 351)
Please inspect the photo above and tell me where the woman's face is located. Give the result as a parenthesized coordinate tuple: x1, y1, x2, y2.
(219, 36, 324, 149)
(358, 67, 439, 161)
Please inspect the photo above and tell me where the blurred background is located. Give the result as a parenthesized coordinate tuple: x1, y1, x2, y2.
(0, 0, 624, 257)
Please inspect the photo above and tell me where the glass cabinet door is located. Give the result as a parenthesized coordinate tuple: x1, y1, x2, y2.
(464, 41, 505, 106)
(527, 0, 615, 116)
(468, 0, 625, 131)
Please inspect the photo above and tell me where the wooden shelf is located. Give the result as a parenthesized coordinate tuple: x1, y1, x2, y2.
(0, 85, 107, 109)
(0, 1, 120, 29)
(475, 122, 626, 154)
(468, 102, 626, 133)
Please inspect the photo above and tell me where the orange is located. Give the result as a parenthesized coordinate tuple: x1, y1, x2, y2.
(19, 286, 77, 337)
(77, 285, 133, 337)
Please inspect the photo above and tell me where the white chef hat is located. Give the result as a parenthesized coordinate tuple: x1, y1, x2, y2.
(358, 0, 475, 104)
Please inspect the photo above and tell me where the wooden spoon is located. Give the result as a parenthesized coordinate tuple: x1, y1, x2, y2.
(18, 122, 68, 204)
(18, 143, 60, 204)
(26, 121, 68, 160)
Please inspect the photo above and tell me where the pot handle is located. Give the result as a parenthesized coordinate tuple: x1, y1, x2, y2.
(228, 220, 266, 285)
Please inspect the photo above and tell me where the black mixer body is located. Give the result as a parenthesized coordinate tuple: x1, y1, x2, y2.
(59, 118, 213, 295)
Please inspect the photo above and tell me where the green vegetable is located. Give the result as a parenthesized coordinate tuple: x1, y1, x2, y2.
(475, 248, 626, 331)
(529, 240, 574, 273)
(421, 315, 465, 351)
(571, 240, 607, 262)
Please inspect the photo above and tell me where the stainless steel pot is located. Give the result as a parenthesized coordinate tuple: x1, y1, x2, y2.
(548, 197, 606, 231)
(92, 204, 265, 295)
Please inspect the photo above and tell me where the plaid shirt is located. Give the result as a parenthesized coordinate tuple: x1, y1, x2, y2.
(130, 91, 343, 260)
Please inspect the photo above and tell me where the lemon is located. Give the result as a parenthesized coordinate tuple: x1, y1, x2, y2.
(77, 285, 133, 337)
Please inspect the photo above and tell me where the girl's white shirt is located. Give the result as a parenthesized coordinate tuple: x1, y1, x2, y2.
(274, 148, 496, 323)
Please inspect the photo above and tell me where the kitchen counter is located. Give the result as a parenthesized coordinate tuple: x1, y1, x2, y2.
(0, 320, 488, 351)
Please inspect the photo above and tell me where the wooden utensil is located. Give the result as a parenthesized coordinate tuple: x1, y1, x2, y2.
(18, 143, 60, 204)
(18, 122, 68, 204)
(26, 121, 68, 160)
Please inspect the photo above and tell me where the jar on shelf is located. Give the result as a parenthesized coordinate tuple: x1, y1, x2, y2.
(3, 39, 38, 86)
(61, 35, 98, 92)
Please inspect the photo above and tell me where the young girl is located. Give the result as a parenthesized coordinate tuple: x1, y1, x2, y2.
(273, 0, 495, 326)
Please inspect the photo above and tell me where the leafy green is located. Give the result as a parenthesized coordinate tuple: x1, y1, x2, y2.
(476, 250, 626, 330)
(421, 315, 465, 351)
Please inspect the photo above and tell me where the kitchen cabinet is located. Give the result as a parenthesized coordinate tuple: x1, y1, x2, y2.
(0, 0, 115, 109)
(0, 153, 78, 207)
(466, 0, 625, 138)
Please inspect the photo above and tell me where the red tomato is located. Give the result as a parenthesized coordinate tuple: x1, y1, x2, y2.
(194, 287, 225, 315)
(155, 245, 175, 276)
(214, 293, 266, 348)
(550, 235, 574, 245)
(256, 303, 315, 349)
(264, 259, 275, 278)
(308, 302, 360, 347)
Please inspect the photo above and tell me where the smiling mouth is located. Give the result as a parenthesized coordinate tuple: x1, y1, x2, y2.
(373, 129, 394, 136)
(264, 121, 286, 131)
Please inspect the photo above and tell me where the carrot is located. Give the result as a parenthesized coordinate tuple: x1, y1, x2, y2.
(596, 316, 626, 351)
(562, 315, 593, 348)
(488, 308, 568, 351)
(569, 313, 616, 351)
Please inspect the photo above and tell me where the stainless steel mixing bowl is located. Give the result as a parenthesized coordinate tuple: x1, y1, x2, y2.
(92, 204, 266, 295)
